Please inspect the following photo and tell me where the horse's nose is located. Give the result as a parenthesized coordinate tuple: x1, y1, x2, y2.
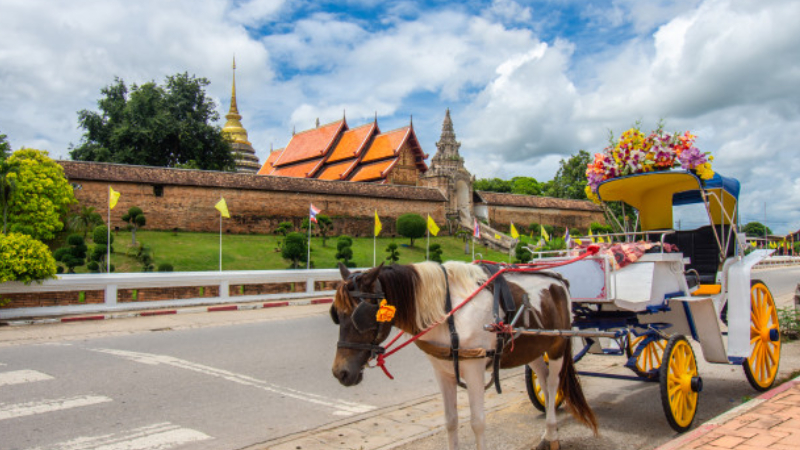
(333, 368, 349, 384)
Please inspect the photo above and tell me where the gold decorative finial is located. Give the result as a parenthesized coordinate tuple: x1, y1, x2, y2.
(222, 55, 248, 144)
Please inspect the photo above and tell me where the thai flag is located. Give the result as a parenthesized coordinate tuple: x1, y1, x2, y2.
(309, 204, 320, 223)
(473, 217, 480, 238)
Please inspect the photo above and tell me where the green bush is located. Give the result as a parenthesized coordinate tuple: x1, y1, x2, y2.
(428, 243, 443, 263)
(336, 235, 356, 268)
(157, 263, 174, 272)
(515, 241, 532, 263)
(397, 213, 426, 246)
(0, 232, 57, 283)
(385, 243, 400, 264)
(54, 234, 88, 273)
(282, 232, 308, 268)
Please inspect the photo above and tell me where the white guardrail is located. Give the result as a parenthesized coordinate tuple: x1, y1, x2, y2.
(0, 269, 347, 320)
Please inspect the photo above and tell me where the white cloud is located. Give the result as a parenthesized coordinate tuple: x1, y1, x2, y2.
(1, 0, 798, 233)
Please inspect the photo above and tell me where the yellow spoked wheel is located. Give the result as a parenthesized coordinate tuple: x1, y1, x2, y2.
(627, 333, 667, 380)
(524, 357, 564, 413)
(659, 335, 701, 432)
(744, 280, 781, 391)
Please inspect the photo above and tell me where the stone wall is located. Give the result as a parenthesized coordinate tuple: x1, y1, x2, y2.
(62, 161, 447, 237)
(488, 205, 604, 232)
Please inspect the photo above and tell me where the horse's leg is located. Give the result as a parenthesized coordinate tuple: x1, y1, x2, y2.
(529, 355, 562, 450)
(432, 364, 460, 450)
(461, 360, 488, 450)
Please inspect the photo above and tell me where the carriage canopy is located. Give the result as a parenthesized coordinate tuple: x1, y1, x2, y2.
(596, 171, 740, 231)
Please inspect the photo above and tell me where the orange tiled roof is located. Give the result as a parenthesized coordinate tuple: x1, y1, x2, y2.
(257, 148, 285, 175)
(327, 123, 376, 164)
(317, 160, 358, 181)
(272, 120, 345, 167)
(349, 158, 398, 182)
(269, 159, 322, 178)
(361, 127, 409, 163)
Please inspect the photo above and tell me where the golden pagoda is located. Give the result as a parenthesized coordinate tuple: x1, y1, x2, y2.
(222, 56, 260, 173)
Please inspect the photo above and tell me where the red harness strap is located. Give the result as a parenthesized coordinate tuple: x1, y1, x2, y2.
(373, 245, 599, 379)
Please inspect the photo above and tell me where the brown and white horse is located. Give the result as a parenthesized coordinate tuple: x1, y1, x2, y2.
(330, 261, 597, 450)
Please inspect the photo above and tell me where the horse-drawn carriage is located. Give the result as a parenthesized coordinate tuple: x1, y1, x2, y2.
(328, 168, 780, 449)
(524, 169, 779, 432)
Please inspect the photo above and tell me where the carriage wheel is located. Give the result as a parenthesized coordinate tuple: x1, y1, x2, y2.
(627, 333, 667, 380)
(743, 280, 781, 391)
(524, 360, 564, 412)
(659, 335, 701, 432)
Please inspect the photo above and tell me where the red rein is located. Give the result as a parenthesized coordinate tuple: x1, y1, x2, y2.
(373, 245, 600, 379)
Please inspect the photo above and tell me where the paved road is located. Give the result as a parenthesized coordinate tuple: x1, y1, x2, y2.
(0, 267, 797, 450)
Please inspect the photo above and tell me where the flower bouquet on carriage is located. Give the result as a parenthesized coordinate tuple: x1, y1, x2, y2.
(584, 125, 714, 204)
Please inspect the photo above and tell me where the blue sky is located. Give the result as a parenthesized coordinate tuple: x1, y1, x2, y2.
(1, 0, 798, 233)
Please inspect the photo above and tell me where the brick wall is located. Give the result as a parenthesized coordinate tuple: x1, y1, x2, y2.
(1, 290, 105, 309)
(488, 205, 604, 231)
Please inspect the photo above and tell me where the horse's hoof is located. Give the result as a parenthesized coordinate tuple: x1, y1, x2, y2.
(534, 439, 560, 450)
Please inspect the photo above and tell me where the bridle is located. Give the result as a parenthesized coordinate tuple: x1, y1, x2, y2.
(332, 271, 393, 363)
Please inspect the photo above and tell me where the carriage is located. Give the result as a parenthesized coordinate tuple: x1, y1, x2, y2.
(523, 169, 780, 432)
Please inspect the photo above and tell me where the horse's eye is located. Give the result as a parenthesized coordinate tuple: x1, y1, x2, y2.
(329, 305, 340, 325)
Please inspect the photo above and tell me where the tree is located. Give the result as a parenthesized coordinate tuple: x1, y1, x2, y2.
(122, 206, 146, 245)
(742, 222, 772, 237)
(54, 234, 88, 273)
(275, 221, 293, 236)
(0, 232, 57, 283)
(473, 178, 512, 193)
(68, 205, 103, 238)
(510, 177, 542, 196)
(5, 149, 76, 241)
(544, 150, 591, 199)
(396, 213, 426, 246)
(515, 241, 532, 263)
(70, 73, 235, 171)
(385, 243, 400, 264)
(282, 232, 308, 269)
(302, 214, 333, 247)
(0, 131, 15, 234)
(335, 235, 356, 268)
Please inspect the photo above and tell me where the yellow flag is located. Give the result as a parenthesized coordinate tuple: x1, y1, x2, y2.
(574, 238, 583, 245)
(541, 225, 550, 242)
(588, 228, 595, 243)
(510, 223, 520, 239)
(374, 210, 382, 237)
(109, 187, 121, 210)
(215, 198, 230, 218)
(427, 215, 440, 236)
(750, 241, 757, 248)
(495, 233, 501, 240)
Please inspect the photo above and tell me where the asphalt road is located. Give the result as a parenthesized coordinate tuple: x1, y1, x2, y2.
(0, 266, 797, 450)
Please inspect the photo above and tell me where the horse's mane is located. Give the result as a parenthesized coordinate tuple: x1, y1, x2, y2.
(334, 261, 488, 334)
(409, 261, 488, 332)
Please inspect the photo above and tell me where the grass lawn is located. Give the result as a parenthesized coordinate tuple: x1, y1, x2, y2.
(98, 230, 514, 273)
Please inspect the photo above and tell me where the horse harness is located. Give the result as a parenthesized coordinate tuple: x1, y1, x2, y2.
(416, 264, 523, 394)
(333, 272, 391, 362)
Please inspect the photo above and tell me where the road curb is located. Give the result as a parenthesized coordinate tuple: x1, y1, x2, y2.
(1, 298, 334, 327)
(653, 375, 800, 450)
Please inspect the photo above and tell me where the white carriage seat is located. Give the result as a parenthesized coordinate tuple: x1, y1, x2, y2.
(611, 252, 689, 312)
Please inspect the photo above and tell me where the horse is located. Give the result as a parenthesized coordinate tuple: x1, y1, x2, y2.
(330, 261, 598, 450)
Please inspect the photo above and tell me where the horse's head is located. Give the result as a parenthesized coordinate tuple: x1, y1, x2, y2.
(330, 262, 394, 386)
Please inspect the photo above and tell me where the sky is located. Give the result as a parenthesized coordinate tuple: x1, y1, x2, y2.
(1, 0, 798, 234)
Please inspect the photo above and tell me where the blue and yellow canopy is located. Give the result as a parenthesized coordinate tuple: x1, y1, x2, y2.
(597, 171, 740, 231)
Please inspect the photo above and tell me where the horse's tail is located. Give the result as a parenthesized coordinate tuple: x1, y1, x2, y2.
(558, 339, 598, 435)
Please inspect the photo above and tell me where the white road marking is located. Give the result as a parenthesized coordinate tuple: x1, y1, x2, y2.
(0, 369, 54, 387)
(28, 422, 211, 450)
(0, 395, 112, 421)
(92, 348, 375, 416)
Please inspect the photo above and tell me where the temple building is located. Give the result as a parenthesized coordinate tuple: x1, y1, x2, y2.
(222, 57, 261, 173)
(257, 115, 429, 185)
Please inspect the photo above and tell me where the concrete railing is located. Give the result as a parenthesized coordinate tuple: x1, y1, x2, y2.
(0, 269, 346, 320)
(754, 256, 800, 269)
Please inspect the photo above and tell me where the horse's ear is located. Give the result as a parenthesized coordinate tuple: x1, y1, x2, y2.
(338, 262, 351, 280)
(360, 262, 384, 287)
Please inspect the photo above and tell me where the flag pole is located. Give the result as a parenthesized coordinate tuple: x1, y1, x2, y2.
(471, 237, 475, 261)
(373, 233, 376, 267)
(107, 185, 111, 274)
(219, 196, 223, 272)
(426, 227, 430, 261)
(307, 204, 312, 270)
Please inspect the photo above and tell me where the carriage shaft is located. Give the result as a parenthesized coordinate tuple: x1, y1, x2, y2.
(484, 325, 620, 338)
